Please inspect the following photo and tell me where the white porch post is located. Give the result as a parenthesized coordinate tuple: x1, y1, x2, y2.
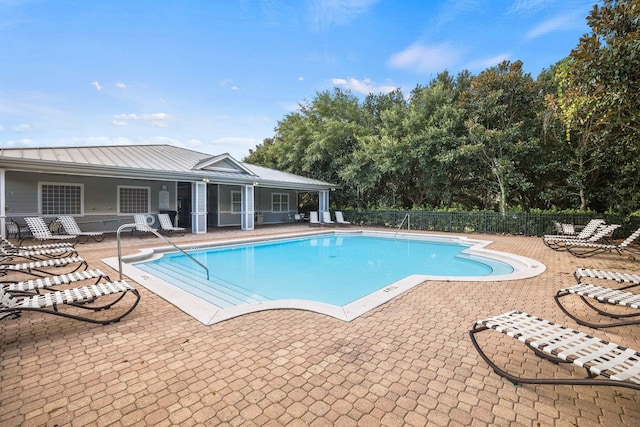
(191, 181, 207, 234)
(241, 184, 255, 230)
(0, 169, 5, 239)
(319, 190, 329, 224)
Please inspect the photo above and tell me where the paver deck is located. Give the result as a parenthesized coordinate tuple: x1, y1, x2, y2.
(1, 224, 639, 426)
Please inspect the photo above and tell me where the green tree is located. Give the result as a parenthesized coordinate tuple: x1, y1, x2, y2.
(458, 60, 540, 214)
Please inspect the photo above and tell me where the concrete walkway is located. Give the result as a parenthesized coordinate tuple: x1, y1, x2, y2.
(1, 225, 639, 426)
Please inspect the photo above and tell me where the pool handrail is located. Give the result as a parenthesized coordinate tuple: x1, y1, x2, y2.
(394, 214, 410, 239)
(116, 223, 210, 280)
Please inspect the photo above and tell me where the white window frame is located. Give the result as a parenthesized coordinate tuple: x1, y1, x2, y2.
(38, 182, 84, 216)
(271, 192, 289, 213)
(231, 190, 242, 213)
(117, 185, 151, 215)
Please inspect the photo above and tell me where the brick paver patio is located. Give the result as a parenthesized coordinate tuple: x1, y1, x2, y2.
(1, 224, 639, 426)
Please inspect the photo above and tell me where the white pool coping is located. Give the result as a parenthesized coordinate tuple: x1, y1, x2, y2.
(102, 229, 546, 325)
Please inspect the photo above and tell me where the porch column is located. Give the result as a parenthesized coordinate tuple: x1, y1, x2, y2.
(319, 190, 329, 224)
(0, 169, 5, 239)
(241, 184, 255, 230)
(191, 181, 207, 234)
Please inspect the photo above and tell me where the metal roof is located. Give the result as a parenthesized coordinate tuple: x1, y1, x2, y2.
(0, 144, 334, 190)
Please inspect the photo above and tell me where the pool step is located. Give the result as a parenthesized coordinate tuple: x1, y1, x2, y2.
(135, 261, 268, 308)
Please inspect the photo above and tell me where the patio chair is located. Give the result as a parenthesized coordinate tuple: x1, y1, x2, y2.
(565, 226, 640, 258)
(157, 213, 185, 236)
(0, 280, 140, 324)
(0, 256, 88, 278)
(133, 214, 158, 237)
(335, 211, 351, 226)
(57, 216, 106, 243)
(24, 217, 77, 245)
(2, 238, 73, 251)
(543, 219, 606, 248)
(574, 268, 640, 285)
(555, 281, 640, 329)
(544, 223, 619, 251)
(322, 211, 335, 226)
(2, 269, 110, 294)
(309, 211, 320, 227)
(469, 310, 640, 390)
(5, 220, 30, 240)
(0, 245, 77, 263)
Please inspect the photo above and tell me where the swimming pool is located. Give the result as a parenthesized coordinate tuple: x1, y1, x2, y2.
(107, 230, 545, 324)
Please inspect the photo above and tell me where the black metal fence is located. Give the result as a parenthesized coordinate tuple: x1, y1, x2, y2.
(341, 210, 638, 237)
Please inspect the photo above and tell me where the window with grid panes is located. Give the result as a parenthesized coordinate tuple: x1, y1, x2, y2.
(271, 193, 289, 212)
(40, 183, 82, 215)
(231, 191, 242, 213)
(118, 186, 150, 214)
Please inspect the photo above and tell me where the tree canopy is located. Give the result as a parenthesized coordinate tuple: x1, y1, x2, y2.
(245, 0, 640, 215)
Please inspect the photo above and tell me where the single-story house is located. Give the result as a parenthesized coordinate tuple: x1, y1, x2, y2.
(0, 144, 336, 236)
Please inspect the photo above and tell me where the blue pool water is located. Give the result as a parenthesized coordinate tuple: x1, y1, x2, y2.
(134, 234, 513, 308)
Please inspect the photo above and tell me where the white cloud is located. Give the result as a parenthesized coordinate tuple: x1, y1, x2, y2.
(0, 124, 4, 132)
(464, 53, 511, 71)
(112, 112, 175, 127)
(298, 76, 304, 81)
(3, 138, 37, 147)
(331, 77, 397, 95)
(13, 123, 33, 132)
(92, 81, 103, 91)
(388, 42, 462, 74)
(526, 15, 573, 39)
(116, 82, 126, 89)
(310, 0, 378, 28)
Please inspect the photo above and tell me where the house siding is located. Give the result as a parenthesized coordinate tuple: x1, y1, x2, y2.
(5, 171, 180, 232)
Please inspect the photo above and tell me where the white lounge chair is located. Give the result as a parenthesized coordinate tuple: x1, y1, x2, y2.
(2, 269, 110, 293)
(157, 213, 186, 236)
(133, 214, 158, 236)
(57, 216, 105, 243)
(544, 223, 619, 251)
(24, 217, 77, 244)
(321, 211, 334, 226)
(335, 211, 351, 226)
(0, 256, 88, 278)
(565, 226, 640, 258)
(469, 310, 640, 390)
(0, 280, 140, 324)
(309, 211, 320, 227)
(543, 219, 606, 247)
(574, 268, 640, 285)
(0, 245, 77, 263)
(2, 238, 73, 251)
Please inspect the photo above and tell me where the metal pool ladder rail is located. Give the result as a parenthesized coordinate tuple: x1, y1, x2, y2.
(394, 213, 410, 238)
(116, 223, 210, 280)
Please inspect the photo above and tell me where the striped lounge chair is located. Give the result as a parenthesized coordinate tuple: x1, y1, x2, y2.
(57, 216, 106, 243)
(0, 280, 140, 324)
(469, 310, 640, 390)
(0, 256, 88, 278)
(565, 226, 640, 258)
(2, 269, 110, 294)
(24, 217, 77, 244)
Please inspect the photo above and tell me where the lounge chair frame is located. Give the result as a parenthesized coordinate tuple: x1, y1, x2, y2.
(157, 213, 186, 236)
(564, 226, 640, 259)
(555, 282, 640, 328)
(23, 217, 77, 245)
(469, 311, 640, 390)
(1, 280, 140, 324)
(0, 256, 88, 278)
(335, 211, 351, 226)
(2, 269, 109, 294)
(544, 223, 617, 251)
(57, 216, 106, 243)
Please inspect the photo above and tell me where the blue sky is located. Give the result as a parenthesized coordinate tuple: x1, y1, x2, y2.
(1, 0, 595, 160)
